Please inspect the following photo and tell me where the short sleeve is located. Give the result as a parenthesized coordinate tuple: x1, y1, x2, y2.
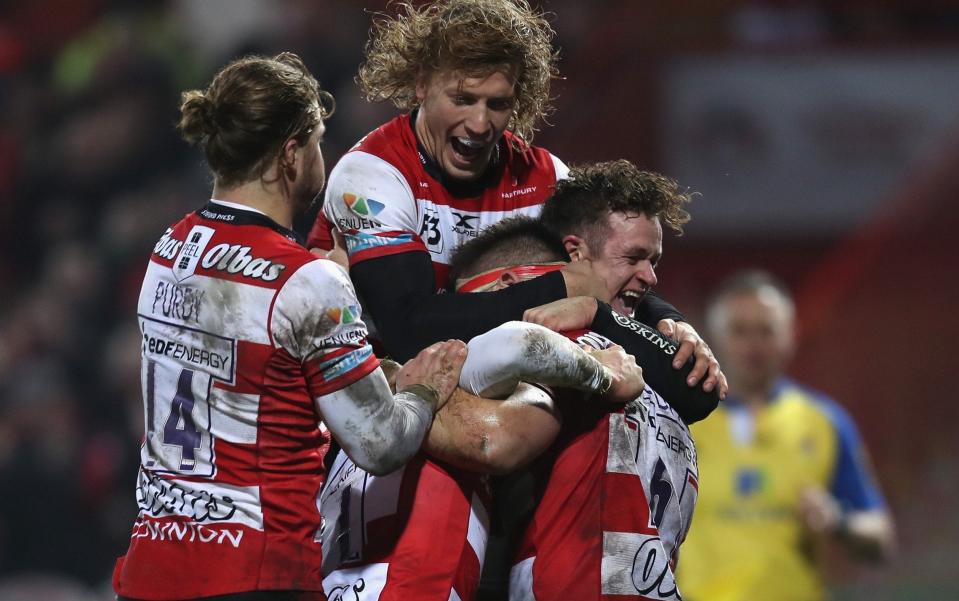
(821, 399, 887, 512)
(322, 151, 427, 264)
(550, 153, 570, 181)
(271, 259, 379, 397)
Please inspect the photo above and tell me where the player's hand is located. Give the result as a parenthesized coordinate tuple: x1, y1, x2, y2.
(799, 486, 842, 535)
(309, 231, 349, 271)
(396, 340, 468, 412)
(523, 296, 598, 332)
(380, 358, 402, 393)
(657, 319, 728, 399)
(587, 344, 645, 404)
(560, 260, 613, 301)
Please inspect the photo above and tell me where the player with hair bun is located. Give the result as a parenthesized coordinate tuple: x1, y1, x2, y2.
(113, 52, 467, 601)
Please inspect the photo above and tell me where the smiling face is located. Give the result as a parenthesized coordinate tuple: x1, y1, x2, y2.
(414, 69, 516, 181)
(573, 211, 662, 319)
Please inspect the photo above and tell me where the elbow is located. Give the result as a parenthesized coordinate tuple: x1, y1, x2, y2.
(479, 434, 532, 476)
(352, 450, 408, 477)
(684, 392, 721, 424)
(345, 434, 421, 476)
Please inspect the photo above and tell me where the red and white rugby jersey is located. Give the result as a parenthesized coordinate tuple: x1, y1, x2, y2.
(113, 200, 379, 600)
(319, 449, 490, 601)
(510, 330, 699, 601)
(307, 112, 568, 290)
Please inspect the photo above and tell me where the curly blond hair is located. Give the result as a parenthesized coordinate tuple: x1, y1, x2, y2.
(358, 0, 557, 143)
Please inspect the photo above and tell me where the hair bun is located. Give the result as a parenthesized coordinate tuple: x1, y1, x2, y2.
(178, 90, 218, 144)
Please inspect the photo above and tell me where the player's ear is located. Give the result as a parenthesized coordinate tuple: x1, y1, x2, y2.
(500, 270, 522, 288)
(563, 234, 586, 261)
(415, 71, 431, 103)
(280, 137, 300, 172)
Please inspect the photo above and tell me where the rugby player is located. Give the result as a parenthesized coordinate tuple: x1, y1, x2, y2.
(319, 324, 646, 601)
(448, 217, 698, 601)
(113, 53, 466, 601)
(306, 0, 725, 402)
(319, 159, 714, 601)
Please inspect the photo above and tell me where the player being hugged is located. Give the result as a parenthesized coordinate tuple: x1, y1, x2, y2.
(112, 53, 466, 601)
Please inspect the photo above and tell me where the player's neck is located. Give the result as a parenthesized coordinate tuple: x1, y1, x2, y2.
(212, 180, 294, 230)
(733, 378, 778, 410)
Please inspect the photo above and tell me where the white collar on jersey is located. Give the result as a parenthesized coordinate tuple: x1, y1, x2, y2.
(209, 198, 269, 217)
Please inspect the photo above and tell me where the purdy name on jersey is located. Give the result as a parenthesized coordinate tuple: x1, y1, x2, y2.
(114, 200, 379, 600)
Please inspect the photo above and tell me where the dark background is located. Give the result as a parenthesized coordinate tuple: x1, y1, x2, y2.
(0, 1, 956, 599)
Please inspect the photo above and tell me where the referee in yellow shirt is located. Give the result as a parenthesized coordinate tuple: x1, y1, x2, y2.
(678, 270, 895, 601)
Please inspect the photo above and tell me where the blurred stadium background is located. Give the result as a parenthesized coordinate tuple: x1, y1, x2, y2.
(0, 1, 956, 599)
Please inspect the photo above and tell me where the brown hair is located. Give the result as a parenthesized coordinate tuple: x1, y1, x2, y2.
(540, 160, 694, 247)
(358, 0, 557, 143)
(448, 216, 568, 284)
(178, 52, 334, 188)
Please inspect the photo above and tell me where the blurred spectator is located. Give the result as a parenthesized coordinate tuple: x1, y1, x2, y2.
(677, 270, 895, 601)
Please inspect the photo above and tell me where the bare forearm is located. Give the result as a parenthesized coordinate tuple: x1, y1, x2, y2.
(424, 384, 560, 475)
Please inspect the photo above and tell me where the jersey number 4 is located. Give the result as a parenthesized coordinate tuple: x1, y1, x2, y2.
(143, 360, 214, 476)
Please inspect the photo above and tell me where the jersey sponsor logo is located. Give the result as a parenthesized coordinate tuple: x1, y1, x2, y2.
(576, 331, 614, 350)
(154, 228, 183, 260)
(735, 467, 767, 496)
(657, 430, 696, 464)
(139, 317, 236, 475)
(419, 205, 443, 253)
(326, 578, 367, 601)
(601, 531, 679, 599)
(502, 185, 537, 200)
(611, 314, 678, 355)
(323, 563, 389, 601)
(344, 193, 386, 218)
(137, 470, 241, 523)
(152, 281, 205, 324)
(199, 243, 286, 282)
(337, 215, 385, 231)
(344, 231, 414, 255)
(451, 211, 480, 238)
(131, 519, 245, 548)
(326, 305, 362, 326)
(173, 225, 216, 282)
(320, 329, 367, 350)
(143, 327, 233, 375)
(320, 345, 374, 381)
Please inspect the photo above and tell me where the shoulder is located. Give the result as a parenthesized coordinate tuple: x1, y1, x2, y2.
(501, 133, 562, 179)
(328, 150, 415, 199)
(781, 379, 860, 436)
(324, 149, 420, 233)
(350, 114, 420, 172)
(276, 258, 356, 310)
(271, 258, 364, 355)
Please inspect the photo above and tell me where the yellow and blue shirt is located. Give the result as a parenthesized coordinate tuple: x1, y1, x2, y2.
(677, 378, 885, 601)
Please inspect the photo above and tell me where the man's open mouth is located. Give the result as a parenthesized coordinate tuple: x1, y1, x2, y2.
(450, 136, 486, 162)
(616, 289, 646, 318)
